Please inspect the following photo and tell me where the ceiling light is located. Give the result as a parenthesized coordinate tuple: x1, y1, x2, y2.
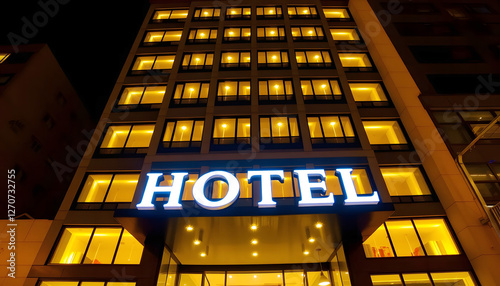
(318, 273, 331, 286)
(304, 250, 310, 255)
(181, 126, 187, 130)
(200, 252, 206, 257)
(309, 237, 315, 243)
(194, 240, 201, 245)
(250, 224, 258, 230)
(278, 275, 281, 278)
(315, 222, 323, 228)
(186, 225, 194, 231)
(251, 239, 258, 245)
(229, 275, 232, 278)
(252, 252, 258, 256)
(254, 275, 258, 278)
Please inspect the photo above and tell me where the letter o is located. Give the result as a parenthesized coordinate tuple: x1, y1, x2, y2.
(192, 171, 240, 210)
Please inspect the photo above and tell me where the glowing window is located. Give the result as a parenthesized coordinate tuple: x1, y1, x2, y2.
(307, 116, 355, 145)
(50, 228, 143, 265)
(258, 51, 289, 68)
(118, 86, 166, 106)
(223, 27, 251, 42)
(291, 27, 325, 40)
(363, 121, 408, 145)
(386, 220, 424, 257)
(143, 30, 182, 45)
(256, 7, 283, 18)
(430, 272, 476, 286)
(188, 28, 218, 43)
(296, 51, 333, 68)
(0, 53, 10, 64)
(330, 28, 360, 41)
(257, 27, 286, 41)
(371, 274, 403, 286)
(172, 82, 210, 105)
(40, 282, 136, 286)
(371, 272, 477, 286)
(181, 53, 214, 71)
(402, 273, 432, 285)
(380, 167, 431, 196)
(260, 116, 300, 145)
(288, 6, 318, 18)
(212, 118, 251, 145)
(226, 7, 251, 19)
(363, 224, 395, 258)
(220, 51, 251, 69)
(258, 79, 294, 102)
(152, 9, 189, 21)
(193, 8, 221, 20)
(100, 124, 155, 149)
(131, 55, 175, 72)
(156, 173, 199, 201)
(163, 120, 204, 149)
(323, 8, 350, 19)
(217, 80, 251, 102)
(413, 218, 460, 255)
(301, 79, 342, 101)
(77, 174, 139, 203)
(339, 53, 373, 68)
(349, 83, 388, 103)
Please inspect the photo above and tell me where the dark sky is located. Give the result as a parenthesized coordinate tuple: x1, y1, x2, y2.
(0, 0, 150, 121)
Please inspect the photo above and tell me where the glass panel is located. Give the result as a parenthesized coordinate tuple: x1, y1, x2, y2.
(173, 121, 194, 142)
(81, 283, 106, 286)
(237, 173, 252, 198)
(323, 8, 350, 19)
(200, 83, 210, 98)
(306, 51, 324, 63)
(212, 179, 229, 199)
(271, 117, 290, 137)
(402, 273, 432, 286)
(40, 282, 79, 286)
(238, 118, 251, 138)
(385, 220, 424, 257)
(430, 272, 476, 286)
(321, 116, 342, 137)
(413, 218, 459, 255)
(190, 54, 207, 66)
(169, 10, 189, 19)
(84, 228, 121, 264)
(141, 86, 167, 104)
(163, 31, 182, 42)
(214, 119, 236, 138)
(153, 11, 172, 20)
(114, 230, 144, 264)
(433, 111, 461, 124)
(351, 169, 373, 195)
(51, 228, 93, 263)
(180, 274, 202, 286)
(272, 171, 294, 198)
(225, 28, 241, 37)
(105, 174, 139, 202)
(260, 118, 271, 138)
(306, 271, 322, 286)
(145, 31, 164, 42)
(381, 167, 431, 196)
(325, 171, 343, 196)
(163, 122, 175, 142)
(312, 80, 332, 95)
(363, 224, 394, 258)
(289, 118, 299, 137)
(0, 53, 11, 64)
(267, 51, 282, 63)
(181, 174, 199, 201)
(101, 126, 131, 148)
(239, 81, 251, 95)
(349, 83, 387, 101)
(227, 272, 283, 286)
(363, 121, 408, 144)
(269, 80, 285, 95)
(259, 81, 269, 95)
(166, 257, 178, 286)
(219, 81, 238, 96)
(459, 111, 494, 121)
(470, 124, 500, 138)
(340, 116, 354, 137)
(107, 283, 136, 286)
(78, 174, 113, 202)
(119, 87, 144, 105)
(330, 29, 359, 41)
(285, 271, 305, 286)
(157, 247, 170, 286)
(301, 81, 313, 95)
(307, 117, 323, 138)
(371, 274, 403, 286)
(125, 125, 155, 148)
(337, 245, 351, 285)
(206, 272, 225, 286)
(193, 121, 204, 141)
(132, 56, 155, 70)
(302, 27, 317, 37)
(339, 53, 372, 67)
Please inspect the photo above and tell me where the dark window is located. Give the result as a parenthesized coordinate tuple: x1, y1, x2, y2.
(30, 136, 41, 152)
(0, 74, 12, 85)
(386, 3, 438, 14)
(394, 22, 459, 37)
(428, 74, 500, 94)
(193, 8, 221, 21)
(1, 52, 32, 64)
(433, 110, 500, 144)
(410, 46, 481, 63)
(42, 114, 55, 129)
(260, 116, 301, 148)
(464, 4, 494, 14)
(9, 120, 24, 133)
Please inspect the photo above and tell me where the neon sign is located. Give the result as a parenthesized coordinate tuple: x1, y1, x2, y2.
(136, 168, 380, 211)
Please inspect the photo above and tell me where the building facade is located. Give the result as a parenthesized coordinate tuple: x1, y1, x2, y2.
(26, 1, 500, 286)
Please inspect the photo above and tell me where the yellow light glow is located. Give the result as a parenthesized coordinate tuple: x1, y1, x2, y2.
(277, 122, 283, 127)
(229, 275, 233, 278)
(250, 224, 258, 230)
(315, 55, 319, 59)
(321, 84, 326, 88)
(251, 239, 258, 245)
(231, 11, 236, 14)
(272, 55, 277, 60)
(194, 240, 201, 245)
(229, 31, 234, 35)
(254, 275, 258, 278)
(200, 33, 205, 37)
(186, 225, 194, 231)
(222, 124, 227, 128)
(304, 250, 310, 255)
(309, 237, 315, 243)
(270, 31, 275, 35)
(252, 252, 258, 257)
(308, 30, 313, 34)
(315, 222, 323, 228)
(181, 126, 187, 130)
(278, 275, 281, 278)
(204, 12, 208, 15)
(274, 84, 279, 89)
(200, 252, 206, 257)
(303, 10, 308, 13)
(330, 122, 336, 126)
(225, 86, 230, 90)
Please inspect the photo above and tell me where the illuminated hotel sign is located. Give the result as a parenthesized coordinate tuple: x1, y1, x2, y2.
(137, 168, 380, 211)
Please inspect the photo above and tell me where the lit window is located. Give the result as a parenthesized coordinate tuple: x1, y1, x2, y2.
(131, 55, 175, 74)
(41, 282, 136, 286)
(217, 80, 251, 103)
(172, 82, 210, 105)
(288, 6, 318, 18)
(291, 27, 325, 41)
(117, 86, 166, 107)
(258, 51, 289, 68)
(77, 173, 139, 204)
(372, 273, 477, 286)
(212, 118, 251, 147)
(220, 51, 251, 69)
(330, 28, 360, 42)
(301, 79, 342, 101)
(307, 116, 355, 145)
(257, 27, 286, 41)
(143, 30, 182, 46)
(371, 274, 403, 285)
(181, 53, 214, 71)
(100, 124, 155, 154)
(363, 121, 409, 149)
(323, 8, 350, 19)
(363, 224, 395, 258)
(381, 167, 431, 197)
(226, 7, 251, 19)
(0, 53, 10, 64)
(430, 272, 476, 285)
(193, 8, 221, 20)
(258, 79, 294, 102)
(260, 116, 301, 145)
(349, 83, 388, 106)
(223, 27, 251, 42)
(386, 220, 425, 257)
(152, 9, 189, 22)
(188, 28, 218, 43)
(402, 273, 432, 285)
(256, 6, 283, 19)
(158, 173, 199, 201)
(50, 227, 143, 264)
(295, 51, 333, 68)
(162, 120, 204, 149)
(413, 218, 460, 255)
(339, 53, 373, 70)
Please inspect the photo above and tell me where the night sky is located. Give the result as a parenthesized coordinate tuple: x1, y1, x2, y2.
(0, 0, 150, 121)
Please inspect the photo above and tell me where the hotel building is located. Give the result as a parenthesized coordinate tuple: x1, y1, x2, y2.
(27, 1, 500, 286)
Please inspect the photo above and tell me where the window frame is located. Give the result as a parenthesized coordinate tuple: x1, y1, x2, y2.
(142, 30, 183, 46)
(287, 6, 319, 19)
(225, 7, 251, 20)
(160, 119, 205, 151)
(97, 124, 155, 156)
(130, 55, 176, 75)
(362, 120, 411, 151)
(211, 117, 252, 150)
(220, 51, 251, 70)
(151, 9, 189, 23)
(192, 8, 221, 21)
(329, 27, 363, 44)
(300, 79, 343, 102)
(380, 166, 437, 203)
(322, 7, 353, 21)
(259, 115, 302, 148)
(257, 26, 286, 42)
(223, 27, 251, 42)
(171, 82, 210, 106)
(291, 26, 326, 41)
(187, 28, 218, 44)
(257, 50, 290, 69)
(114, 85, 167, 111)
(307, 115, 357, 146)
(258, 79, 295, 103)
(216, 80, 251, 104)
(348, 82, 391, 107)
(338, 52, 376, 72)
(256, 6, 283, 19)
(180, 53, 214, 71)
(295, 50, 334, 68)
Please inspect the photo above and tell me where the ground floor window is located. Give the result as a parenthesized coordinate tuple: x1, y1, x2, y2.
(370, 271, 476, 286)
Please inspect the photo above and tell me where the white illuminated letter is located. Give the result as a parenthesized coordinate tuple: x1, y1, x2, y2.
(294, 169, 334, 207)
(192, 171, 240, 210)
(336, 168, 380, 205)
(247, 170, 284, 208)
(136, 173, 188, 210)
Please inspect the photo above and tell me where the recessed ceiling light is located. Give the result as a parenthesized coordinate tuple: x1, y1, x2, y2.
(309, 237, 315, 243)
(252, 252, 258, 257)
(186, 225, 194, 231)
(229, 275, 232, 279)
(277, 274, 281, 278)
(194, 240, 201, 245)
(251, 239, 258, 245)
(254, 275, 257, 278)
(200, 252, 206, 257)
(315, 222, 323, 229)
(250, 224, 258, 230)
(304, 251, 310, 255)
